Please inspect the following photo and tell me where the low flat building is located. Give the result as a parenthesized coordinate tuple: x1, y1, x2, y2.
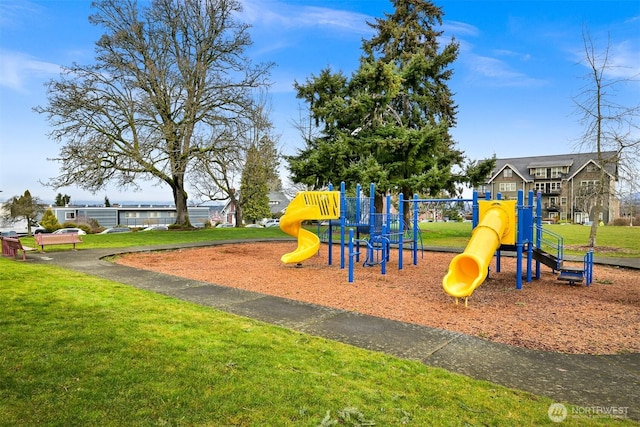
(49, 204, 212, 228)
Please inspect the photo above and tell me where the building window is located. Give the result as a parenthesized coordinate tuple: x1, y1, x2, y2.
(499, 182, 517, 192)
(550, 182, 561, 192)
(580, 180, 599, 188)
(65, 212, 76, 220)
(549, 197, 558, 206)
(125, 212, 141, 218)
(503, 169, 512, 178)
(534, 168, 547, 178)
(550, 167, 563, 178)
(561, 197, 567, 206)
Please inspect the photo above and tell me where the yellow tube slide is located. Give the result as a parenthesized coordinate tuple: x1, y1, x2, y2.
(442, 201, 515, 299)
(280, 191, 340, 264)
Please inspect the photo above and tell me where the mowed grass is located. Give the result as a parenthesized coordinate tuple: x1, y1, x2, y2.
(21, 226, 289, 250)
(18, 221, 640, 258)
(2, 259, 633, 426)
(418, 221, 640, 258)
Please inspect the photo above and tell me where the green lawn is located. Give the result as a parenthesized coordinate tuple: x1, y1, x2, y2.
(2, 258, 634, 426)
(22, 226, 289, 249)
(417, 221, 640, 258)
(18, 222, 640, 260)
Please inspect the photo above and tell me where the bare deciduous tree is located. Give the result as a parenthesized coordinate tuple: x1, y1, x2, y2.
(36, 0, 272, 226)
(573, 27, 640, 246)
(191, 90, 280, 226)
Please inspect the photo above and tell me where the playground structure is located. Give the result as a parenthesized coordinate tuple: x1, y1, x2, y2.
(280, 183, 423, 280)
(279, 191, 340, 264)
(279, 185, 594, 302)
(443, 190, 594, 305)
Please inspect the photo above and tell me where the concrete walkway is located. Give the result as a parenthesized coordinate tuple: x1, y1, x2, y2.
(27, 241, 639, 422)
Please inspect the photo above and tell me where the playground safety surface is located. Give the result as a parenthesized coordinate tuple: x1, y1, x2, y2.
(28, 239, 640, 421)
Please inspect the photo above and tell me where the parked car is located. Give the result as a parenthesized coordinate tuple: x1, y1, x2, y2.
(52, 228, 87, 235)
(141, 225, 169, 231)
(215, 223, 234, 228)
(244, 223, 263, 228)
(264, 219, 280, 228)
(99, 227, 131, 234)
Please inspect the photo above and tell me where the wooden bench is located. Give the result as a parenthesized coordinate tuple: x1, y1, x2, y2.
(1, 237, 36, 261)
(34, 233, 83, 252)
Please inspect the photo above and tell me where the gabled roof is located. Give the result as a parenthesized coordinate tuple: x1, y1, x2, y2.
(490, 162, 531, 183)
(267, 191, 290, 214)
(487, 151, 618, 183)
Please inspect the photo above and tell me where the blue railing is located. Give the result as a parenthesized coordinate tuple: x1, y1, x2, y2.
(535, 224, 564, 269)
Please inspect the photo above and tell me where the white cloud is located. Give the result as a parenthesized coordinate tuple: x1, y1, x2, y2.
(240, 0, 372, 34)
(442, 20, 479, 38)
(465, 54, 547, 87)
(0, 50, 61, 92)
(0, 0, 43, 29)
(606, 40, 640, 80)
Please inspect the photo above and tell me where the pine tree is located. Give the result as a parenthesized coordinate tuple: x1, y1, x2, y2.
(40, 208, 61, 231)
(240, 136, 279, 223)
(287, 0, 491, 221)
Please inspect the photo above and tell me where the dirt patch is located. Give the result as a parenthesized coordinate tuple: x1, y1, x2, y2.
(115, 242, 640, 355)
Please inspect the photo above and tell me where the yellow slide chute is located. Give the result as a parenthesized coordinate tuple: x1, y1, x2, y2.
(442, 200, 516, 303)
(280, 191, 340, 264)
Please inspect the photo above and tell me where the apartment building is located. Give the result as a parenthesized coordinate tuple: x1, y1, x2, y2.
(476, 151, 619, 224)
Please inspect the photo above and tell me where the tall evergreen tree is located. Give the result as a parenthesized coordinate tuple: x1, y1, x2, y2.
(55, 193, 71, 207)
(287, 0, 492, 221)
(240, 135, 280, 223)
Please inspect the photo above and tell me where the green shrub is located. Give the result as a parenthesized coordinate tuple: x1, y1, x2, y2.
(39, 208, 60, 231)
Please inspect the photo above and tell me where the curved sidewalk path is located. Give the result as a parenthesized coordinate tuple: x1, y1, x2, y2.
(29, 240, 639, 422)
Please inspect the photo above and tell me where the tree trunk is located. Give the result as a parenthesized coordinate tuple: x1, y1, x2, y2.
(402, 187, 412, 230)
(233, 194, 242, 227)
(172, 176, 191, 227)
(588, 196, 603, 247)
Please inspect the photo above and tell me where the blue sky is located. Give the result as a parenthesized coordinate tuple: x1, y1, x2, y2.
(1, 0, 638, 204)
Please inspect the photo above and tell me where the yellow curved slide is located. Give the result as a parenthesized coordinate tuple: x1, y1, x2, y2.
(280, 191, 340, 264)
(442, 201, 516, 302)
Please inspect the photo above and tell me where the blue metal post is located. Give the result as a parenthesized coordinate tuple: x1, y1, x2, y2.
(339, 181, 346, 269)
(369, 183, 376, 238)
(398, 193, 404, 270)
(348, 229, 354, 283)
(526, 190, 534, 283)
(413, 194, 419, 265)
(327, 182, 334, 265)
(535, 191, 542, 279)
(496, 192, 502, 274)
(516, 190, 524, 290)
(355, 184, 362, 263)
(472, 191, 479, 228)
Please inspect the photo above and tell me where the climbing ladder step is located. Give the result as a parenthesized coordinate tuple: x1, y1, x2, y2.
(558, 269, 585, 284)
